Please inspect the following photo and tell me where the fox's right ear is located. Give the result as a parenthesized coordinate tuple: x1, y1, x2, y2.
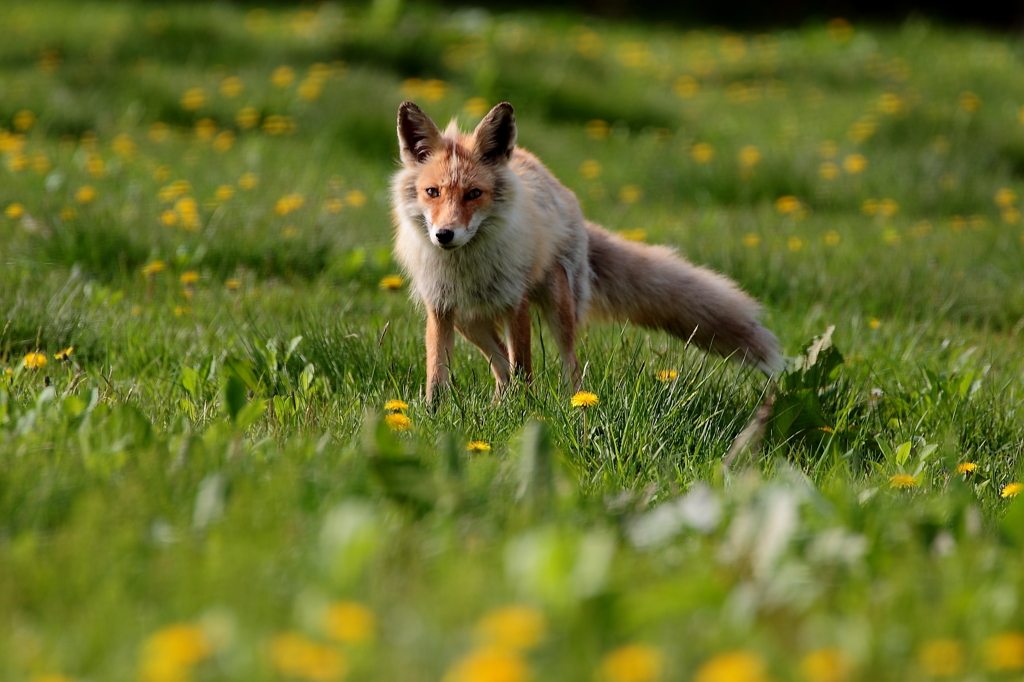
(397, 101, 442, 165)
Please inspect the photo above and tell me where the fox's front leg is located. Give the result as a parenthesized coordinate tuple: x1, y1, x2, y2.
(507, 295, 533, 383)
(425, 306, 455, 404)
(456, 316, 511, 399)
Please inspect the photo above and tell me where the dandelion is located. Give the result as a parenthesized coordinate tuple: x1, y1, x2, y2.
(580, 159, 602, 179)
(882, 229, 900, 246)
(877, 198, 899, 218)
(619, 229, 647, 241)
(742, 233, 761, 248)
(572, 391, 599, 408)
(800, 647, 852, 682)
(86, 154, 105, 178)
(1001, 482, 1023, 498)
(214, 185, 235, 202)
(299, 78, 323, 101)
(600, 644, 663, 682)
(180, 271, 200, 286)
(138, 623, 213, 682)
(23, 352, 47, 369)
(823, 230, 841, 246)
(842, 154, 867, 174)
(586, 120, 611, 141)
(142, 260, 166, 277)
(149, 122, 171, 143)
(877, 92, 902, 115)
(377, 275, 404, 291)
(619, 185, 642, 203)
(60, 207, 76, 221)
(385, 413, 412, 432)
(420, 79, 449, 102)
(956, 462, 977, 474)
(464, 97, 490, 118)
(694, 650, 768, 682)
(819, 140, 838, 158)
(776, 195, 801, 215)
(444, 646, 529, 682)
(323, 601, 375, 644)
(13, 110, 36, 132)
(384, 399, 408, 412)
(271, 65, 296, 88)
(326, 198, 344, 214)
(656, 369, 678, 382)
(995, 188, 1017, 208)
(868, 318, 881, 330)
(958, 91, 980, 113)
(236, 107, 260, 129)
(787, 236, 804, 252)
(917, 639, 964, 677)
(691, 142, 715, 163)
(194, 118, 217, 141)
(32, 152, 51, 174)
(160, 210, 178, 226)
(889, 473, 917, 489)
(270, 632, 347, 681)
(467, 441, 491, 452)
(226, 278, 241, 290)
(5, 203, 24, 219)
(983, 632, 1024, 671)
(738, 145, 761, 168)
(220, 76, 243, 98)
(345, 190, 367, 208)
(1004, 208, 1021, 225)
(213, 130, 235, 153)
(819, 162, 839, 180)
(673, 75, 699, 98)
(847, 118, 876, 143)
(476, 605, 546, 651)
(949, 215, 965, 232)
(55, 347, 73, 361)
(180, 88, 207, 111)
(238, 173, 259, 190)
(75, 186, 96, 203)
(275, 193, 305, 216)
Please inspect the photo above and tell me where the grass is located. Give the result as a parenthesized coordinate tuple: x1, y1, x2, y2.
(2, 2, 1024, 681)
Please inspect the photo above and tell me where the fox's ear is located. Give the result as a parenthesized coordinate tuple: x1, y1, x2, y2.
(473, 102, 516, 164)
(397, 101, 442, 165)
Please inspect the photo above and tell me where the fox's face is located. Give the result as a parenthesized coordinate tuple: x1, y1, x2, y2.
(397, 101, 516, 251)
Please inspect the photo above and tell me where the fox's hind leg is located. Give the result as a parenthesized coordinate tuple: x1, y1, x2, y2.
(507, 295, 533, 383)
(426, 306, 456, 404)
(540, 264, 582, 392)
(456, 316, 512, 398)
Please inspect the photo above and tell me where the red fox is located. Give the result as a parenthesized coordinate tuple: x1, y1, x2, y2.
(391, 101, 783, 403)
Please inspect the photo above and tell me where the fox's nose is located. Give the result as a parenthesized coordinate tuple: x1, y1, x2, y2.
(436, 229, 455, 245)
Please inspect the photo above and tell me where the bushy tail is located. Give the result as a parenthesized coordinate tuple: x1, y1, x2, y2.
(585, 223, 783, 374)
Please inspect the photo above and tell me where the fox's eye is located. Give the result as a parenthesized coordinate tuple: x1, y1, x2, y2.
(464, 188, 482, 201)
(425, 187, 440, 198)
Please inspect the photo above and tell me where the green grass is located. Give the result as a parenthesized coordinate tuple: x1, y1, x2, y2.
(3, 2, 1024, 681)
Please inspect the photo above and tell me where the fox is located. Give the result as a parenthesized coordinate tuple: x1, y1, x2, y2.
(391, 101, 783, 403)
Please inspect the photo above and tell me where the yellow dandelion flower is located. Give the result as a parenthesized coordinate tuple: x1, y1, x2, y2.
(141, 623, 212, 668)
(236, 106, 260, 129)
(299, 78, 323, 101)
(379, 275, 404, 290)
(75, 186, 96, 204)
(819, 140, 838, 158)
(60, 207, 76, 221)
(5, 203, 25, 219)
(619, 185, 642, 204)
(420, 79, 448, 102)
(673, 75, 699, 98)
(983, 632, 1024, 671)
(742, 233, 761, 248)
(600, 644, 663, 682)
(323, 601, 375, 644)
(775, 195, 801, 214)
(882, 228, 900, 245)
(345, 190, 367, 208)
(213, 130, 235, 153)
(949, 215, 965, 232)
(738, 145, 761, 168)
(917, 639, 964, 677)
(238, 173, 259, 190)
(571, 391, 599, 408)
(823, 230, 841, 246)
(13, 110, 36, 132)
(180, 271, 200, 285)
(691, 142, 715, 164)
(1002, 482, 1023, 498)
(275, 193, 305, 215)
(800, 647, 852, 682)
(787, 236, 804, 252)
(694, 650, 767, 682)
(160, 209, 178, 226)
(214, 185, 235, 202)
(464, 97, 490, 119)
(220, 76, 243, 98)
(444, 646, 529, 682)
(149, 122, 170, 143)
(476, 605, 546, 651)
(23, 352, 48, 369)
(384, 400, 409, 412)
(467, 441, 492, 452)
(55, 347, 73, 361)
(619, 228, 647, 241)
(271, 65, 296, 88)
(956, 462, 977, 474)
(194, 118, 217, 141)
(32, 152, 51, 174)
(843, 154, 867, 174)
(847, 118, 876, 143)
(819, 162, 839, 180)
(656, 369, 678, 382)
(385, 413, 412, 431)
(226, 278, 241, 290)
(877, 198, 899, 218)
(580, 159, 603, 179)
(1003, 207, 1021, 225)
(868, 318, 881, 330)
(180, 88, 207, 111)
(142, 260, 166, 276)
(958, 91, 980, 113)
(889, 473, 916, 489)
(586, 120, 611, 141)
(326, 198, 344, 214)
(269, 632, 347, 682)
(995, 188, 1017, 208)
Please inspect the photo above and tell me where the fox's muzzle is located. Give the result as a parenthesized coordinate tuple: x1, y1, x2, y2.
(435, 229, 455, 245)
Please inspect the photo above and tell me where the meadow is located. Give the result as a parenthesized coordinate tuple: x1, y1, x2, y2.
(2, 2, 1024, 680)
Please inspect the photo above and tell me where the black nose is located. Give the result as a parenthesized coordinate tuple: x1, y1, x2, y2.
(436, 229, 455, 244)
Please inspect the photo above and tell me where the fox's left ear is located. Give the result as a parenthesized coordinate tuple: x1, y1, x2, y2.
(473, 103, 516, 164)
